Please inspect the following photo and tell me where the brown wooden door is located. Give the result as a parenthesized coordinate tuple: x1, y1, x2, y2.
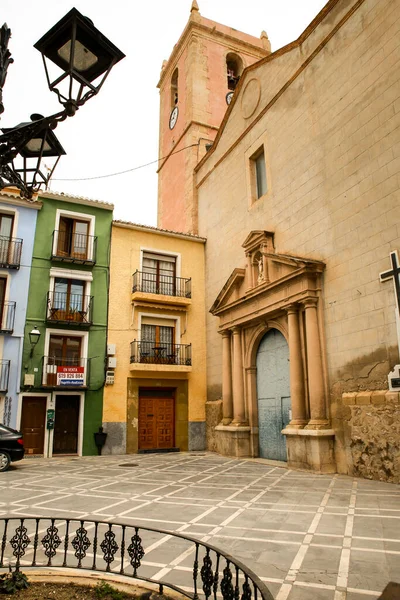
(53, 395, 79, 454)
(138, 395, 175, 450)
(20, 397, 46, 455)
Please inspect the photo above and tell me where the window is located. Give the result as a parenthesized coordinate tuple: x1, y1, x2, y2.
(0, 213, 14, 264)
(57, 217, 89, 259)
(141, 324, 175, 362)
(45, 335, 83, 386)
(226, 53, 243, 91)
(142, 252, 176, 295)
(171, 68, 179, 109)
(253, 149, 267, 199)
(51, 278, 86, 321)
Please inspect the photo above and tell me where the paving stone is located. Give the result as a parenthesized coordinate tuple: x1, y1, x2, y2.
(1, 453, 399, 599)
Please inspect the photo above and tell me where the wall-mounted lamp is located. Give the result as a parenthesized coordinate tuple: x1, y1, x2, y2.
(29, 326, 41, 357)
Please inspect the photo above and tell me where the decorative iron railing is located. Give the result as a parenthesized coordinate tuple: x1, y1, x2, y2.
(42, 356, 90, 387)
(0, 236, 23, 268)
(132, 270, 191, 298)
(0, 359, 10, 392)
(130, 341, 192, 366)
(46, 292, 93, 325)
(51, 230, 97, 265)
(0, 517, 273, 600)
(0, 301, 16, 333)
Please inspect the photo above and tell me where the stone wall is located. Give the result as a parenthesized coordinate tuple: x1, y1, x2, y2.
(342, 391, 400, 484)
(206, 400, 222, 452)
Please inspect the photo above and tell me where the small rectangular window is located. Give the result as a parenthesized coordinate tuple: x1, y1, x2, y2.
(255, 150, 267, 199)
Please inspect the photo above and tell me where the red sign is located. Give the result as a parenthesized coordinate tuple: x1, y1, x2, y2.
(57, 366, 85, 386)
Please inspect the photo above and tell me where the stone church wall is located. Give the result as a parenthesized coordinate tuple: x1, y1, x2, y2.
(196, 0, 400, 478)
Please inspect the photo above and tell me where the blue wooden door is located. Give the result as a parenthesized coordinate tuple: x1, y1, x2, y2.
(256, 329, 291, 461)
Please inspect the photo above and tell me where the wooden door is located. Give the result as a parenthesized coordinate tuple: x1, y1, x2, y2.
(256, 329, 291, 461)
(138, 394, 175, 450)
(53, 395, 80, 454)
(20, 397, 46, 455)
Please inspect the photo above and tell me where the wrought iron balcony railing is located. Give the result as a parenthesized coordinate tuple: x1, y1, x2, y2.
(0, 517, 273, 600)
(130, 341, 192, 366)
(51, 230, 97, 265)
(0, 236, 23, 268)
(0, 301, 16, 333)
(46, 292, 93, 326)
(132, 270, 191, 298)
(42, 356, 89, 388)
(0, 360, 10, 392)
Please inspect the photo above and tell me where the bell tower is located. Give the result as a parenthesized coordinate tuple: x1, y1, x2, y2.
(157, 1, 270, 234)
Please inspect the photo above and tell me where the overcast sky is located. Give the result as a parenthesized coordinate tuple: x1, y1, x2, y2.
(1, 0, 327, 225)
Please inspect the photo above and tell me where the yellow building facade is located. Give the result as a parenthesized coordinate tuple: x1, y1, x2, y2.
(103, 221, 207, 454)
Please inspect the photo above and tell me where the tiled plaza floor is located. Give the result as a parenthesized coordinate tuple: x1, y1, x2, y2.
(0, 452, 399, 599)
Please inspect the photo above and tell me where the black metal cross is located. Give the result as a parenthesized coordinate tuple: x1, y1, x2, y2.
(380, 251, 400, 314)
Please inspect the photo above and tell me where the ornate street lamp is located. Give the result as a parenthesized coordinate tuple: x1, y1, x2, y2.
(29, 326, 41, 357)
(1, 114, 66, 195)
(0, 8, 125, 198)
(34, 8, 126, 117)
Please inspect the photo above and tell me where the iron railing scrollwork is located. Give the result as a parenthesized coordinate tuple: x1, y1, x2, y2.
(130, 341, 192, 366)
(51, 230, 97, 265)
(132, 270, 192, 299)
(42, 356, 90, 388)
(46, 291, 93, 325)
(0, 236, 22, 268)
(0, 518, 273, 600)
(0, 301, 16, 333)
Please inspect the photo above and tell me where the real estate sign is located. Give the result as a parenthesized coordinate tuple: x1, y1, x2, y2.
(57, 366, 85, 386)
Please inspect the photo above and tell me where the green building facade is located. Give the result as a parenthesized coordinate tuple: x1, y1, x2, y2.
(19, 191, 113, 457)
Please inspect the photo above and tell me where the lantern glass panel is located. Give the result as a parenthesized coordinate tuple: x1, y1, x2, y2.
(57, 39, 98, 73)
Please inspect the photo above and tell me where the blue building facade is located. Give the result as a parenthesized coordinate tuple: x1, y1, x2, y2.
(0, 191, 41, 428)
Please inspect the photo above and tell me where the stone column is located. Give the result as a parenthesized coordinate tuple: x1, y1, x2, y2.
(231, 326, 246, 425)
(287, 304, 307, 428)
(221, 330, 233, 425)
(303, 298, 328, 428)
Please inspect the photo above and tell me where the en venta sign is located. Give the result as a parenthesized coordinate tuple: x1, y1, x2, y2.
(57, 366, 84, 386)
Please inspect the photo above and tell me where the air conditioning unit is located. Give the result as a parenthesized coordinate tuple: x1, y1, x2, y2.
(107, 343, 116, 355)
(107, 356, 117, 369)
(106, 371, 115, 385)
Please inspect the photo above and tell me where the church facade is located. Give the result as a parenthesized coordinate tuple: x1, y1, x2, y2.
(158, 0, 400, 481)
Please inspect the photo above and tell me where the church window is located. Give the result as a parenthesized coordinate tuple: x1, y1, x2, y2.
(171, 68, 179, 109)
(252, 148, 267, 199)
(226, 53, 243, 91)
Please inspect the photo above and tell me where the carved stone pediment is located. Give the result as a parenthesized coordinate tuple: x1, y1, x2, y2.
(210, 268, 245, 313)
(210, 231, 325, 325)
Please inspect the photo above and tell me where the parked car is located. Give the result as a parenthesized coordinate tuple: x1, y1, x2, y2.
(0, 424, 25, 472)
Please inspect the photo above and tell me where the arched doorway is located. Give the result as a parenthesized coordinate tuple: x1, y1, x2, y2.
(256, 329, 291, 460)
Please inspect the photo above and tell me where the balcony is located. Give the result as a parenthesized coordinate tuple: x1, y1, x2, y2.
(0, 236, 23, 269)
(132, 271, 191, 298)
(130, 341, 192, 366)
(46, 292, 93, 326)
(42, 356, 89, 388)
(0, 360, 10, 392)
(0, 301, 16, 333)
(51, 230, 97, 265)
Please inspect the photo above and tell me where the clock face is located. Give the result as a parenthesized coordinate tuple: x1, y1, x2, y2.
(226, 92, 234, 105)
(169, 106, 179, 129)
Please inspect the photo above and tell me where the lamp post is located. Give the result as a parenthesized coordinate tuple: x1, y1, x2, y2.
(0, 8, 125, 199)
(29, 326, 41, 357)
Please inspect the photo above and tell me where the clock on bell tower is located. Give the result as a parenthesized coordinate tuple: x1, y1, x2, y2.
(156, 0, 270, 234)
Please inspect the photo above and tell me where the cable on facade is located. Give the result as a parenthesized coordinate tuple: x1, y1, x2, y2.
(51, 143, 199, 182)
